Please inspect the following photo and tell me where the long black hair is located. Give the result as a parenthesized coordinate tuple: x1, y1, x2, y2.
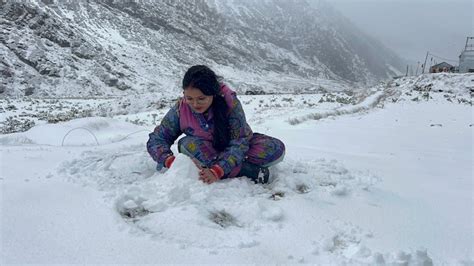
(182, 65, 230, 151)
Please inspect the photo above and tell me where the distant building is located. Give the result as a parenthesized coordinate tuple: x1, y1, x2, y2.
(430, 62, 454, 73)
(459, 37, 474, 73)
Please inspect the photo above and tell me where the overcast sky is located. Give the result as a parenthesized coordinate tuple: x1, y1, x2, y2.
(324, 0, 473, 66)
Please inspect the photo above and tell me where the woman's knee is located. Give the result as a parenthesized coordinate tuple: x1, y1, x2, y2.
(178, 136, 201, 156)
(266, 137, 285, 166)
(246, 134, 285, 166)
(178, 136, 217, 165)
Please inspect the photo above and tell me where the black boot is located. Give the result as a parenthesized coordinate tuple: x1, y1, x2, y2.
(237, 161, 270, 184)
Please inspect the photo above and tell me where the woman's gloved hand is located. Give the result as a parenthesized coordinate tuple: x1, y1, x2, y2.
(192, 158, 224, 184)
(198, 167, 220, 184)
(164, 155, 175, 168)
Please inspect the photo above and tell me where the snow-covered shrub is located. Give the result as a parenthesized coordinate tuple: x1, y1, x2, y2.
(0, 117, 35, 134)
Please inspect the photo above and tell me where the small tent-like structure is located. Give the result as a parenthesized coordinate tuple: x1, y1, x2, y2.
(430, 62, 454, 73)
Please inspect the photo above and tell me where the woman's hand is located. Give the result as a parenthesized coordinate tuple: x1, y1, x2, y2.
(199, 168, 220, 184)
(192, 158, 222, 184)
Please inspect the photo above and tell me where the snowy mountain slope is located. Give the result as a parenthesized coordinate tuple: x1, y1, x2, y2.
(1, 73, 472, 264)
(0, 0, 405, 97)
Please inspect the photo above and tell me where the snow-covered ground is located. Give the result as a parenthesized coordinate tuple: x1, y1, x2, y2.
(0, 74, 472, 264)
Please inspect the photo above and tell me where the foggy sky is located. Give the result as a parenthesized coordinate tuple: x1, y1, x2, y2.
(324, 0, 473, 66)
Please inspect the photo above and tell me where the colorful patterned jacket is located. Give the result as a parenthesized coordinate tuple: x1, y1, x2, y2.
(146, 84, 253, 176)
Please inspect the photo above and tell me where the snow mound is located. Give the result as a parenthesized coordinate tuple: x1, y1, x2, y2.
(59, 144, 380, 252)
(0, 117, 148, 146)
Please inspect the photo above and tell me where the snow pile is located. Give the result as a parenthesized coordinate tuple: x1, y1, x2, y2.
(60, 147, 380, 214)
(56, 139, 431, 264)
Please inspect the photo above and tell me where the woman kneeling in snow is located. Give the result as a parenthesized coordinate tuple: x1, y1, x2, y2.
(147, 65, 285, 184)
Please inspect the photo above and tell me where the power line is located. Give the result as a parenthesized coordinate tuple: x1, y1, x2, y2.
(427, 52, 458, 63)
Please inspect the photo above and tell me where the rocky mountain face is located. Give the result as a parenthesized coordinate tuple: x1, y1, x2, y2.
(0, 0, 405, 97)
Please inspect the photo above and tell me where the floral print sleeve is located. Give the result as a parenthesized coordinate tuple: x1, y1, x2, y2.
(215, 95, 253, 175)
(146, 102, 182, 170)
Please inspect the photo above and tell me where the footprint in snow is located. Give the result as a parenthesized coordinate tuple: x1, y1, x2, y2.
(209, 210, 241, 228)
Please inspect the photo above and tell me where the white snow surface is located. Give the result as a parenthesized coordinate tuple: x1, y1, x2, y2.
(1, 74, 472, 264)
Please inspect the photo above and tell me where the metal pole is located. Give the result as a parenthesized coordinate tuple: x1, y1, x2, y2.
(422, 51, 429, 74)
